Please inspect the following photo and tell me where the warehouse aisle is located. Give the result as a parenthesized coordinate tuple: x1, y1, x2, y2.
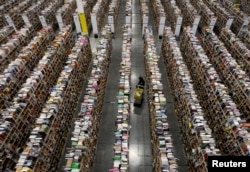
(128, 0, 153, 172)
(92, 0, 126, 171)
(147, 3, 189, 172)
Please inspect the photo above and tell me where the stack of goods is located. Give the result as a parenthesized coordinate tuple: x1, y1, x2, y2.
(238, 30, 250, 49)
(0, 26, 74, 171)
(21, 0, 50, 31)
(15, 35, 92, 172)
(201, 27, 250, 119)
(112, 24, 131, 172)
(162, 27, 221, 172)
(0, 25, 15, 44)
(151, 0, 166, 35)
(176, 0, 200, 27)
(56, 0, 76, 30)
(190, 0, 217, 29)
(0, 27, 54, 110)
(240, 0, 250, 15)
(0, 0, 19, 27)
(39, 0, 64, 29)
(218, 0, 249, 34)
(5, 0, 33, 30)
(161, 0, 182, 33)
(144, 27, 178, 172)
(0, 26, 35, 74)
(220, 28, 250, 77)
(91, 0, 111, 36)
(203, 0, 234, 34)
(180, 26, 250, 156)
(63, 25, 112, 172)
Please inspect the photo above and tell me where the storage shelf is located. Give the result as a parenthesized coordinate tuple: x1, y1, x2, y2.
(220, 28, 250, 77)
(162, 27, 221, 172)
(201, 27, 250, 119)
(0, 26, 74, 171)
(202, 0, 234, 35)
(161, 0, 182, 33)
(111, 24, 131, 172)
(0, 26, 35, 74)
(144, 27, 178, 172)
(151, 0, 166, 35)
(179, 26, 250, 156)
(15, 34, 92, 172)
(0, 26, 54, 110)
(63, 25, 112, 172)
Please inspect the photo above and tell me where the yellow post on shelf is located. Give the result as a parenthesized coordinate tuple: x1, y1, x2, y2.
(78, 13, 88, 34)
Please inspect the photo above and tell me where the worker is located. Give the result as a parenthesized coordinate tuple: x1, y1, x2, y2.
(138, 76, 145, 86)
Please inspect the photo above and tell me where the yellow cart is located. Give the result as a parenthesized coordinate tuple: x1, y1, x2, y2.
(133, 84, 144, 107)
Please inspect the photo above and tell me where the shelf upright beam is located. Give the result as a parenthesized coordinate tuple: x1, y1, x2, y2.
(91, 13, 98, 37)
(39, 15, 48, 27)
(73, 12, 82, 34)
(56, 10, 64, 31)
(238, 16, 250, 35)
(142, 15, 148, 35)
(76, 0, 88, 34)
(5, 14, 17, 32)
(209, 17, 217, 30)
(22, 13, 32, 27)
(175, 16, 183, 37)
(108, 15, 115, 33)
(225, 16, 234, 29)
(192, 15, 201, 35)
(158, 16, 166, 39)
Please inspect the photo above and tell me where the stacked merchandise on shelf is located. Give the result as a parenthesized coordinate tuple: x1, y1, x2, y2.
(180, 26, 250, 156)
(0, 26, 74, 171)
(189, 0, 217, 29)
(0, 26, 35, 74)
(5, 0, 34, 30)
(15, 35, 92, 172)
(161, 0, 182, 33)
(220, 28, 250, 77)
(240, 0, 250, 15)
(0, 25, 14, 44)
(151, 0, 165, 33)
(200, 27, 250, 119)
(162, 27, 221, 172)
(56, 0, 76, 30)
(91, 0, 111, 36)
(63, 25, 112, 172)
(202, 0, 234, 35)
(144, 27, 178, 172)
(39, 0, 64, 29)
(21, 0, 49, 32)
(238, 30, 250, 49)
(0, 0, 19, 27)
(108, 0, 120, 32)
(112, 24, 131, 172)
(218, 0, 249, 34)
(0, 27, 54, 110)
(175, 0, 200, 27)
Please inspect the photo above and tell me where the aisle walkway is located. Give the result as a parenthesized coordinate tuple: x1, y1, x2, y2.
(92, 0, 125, 171)
(128, 0, 153, 171)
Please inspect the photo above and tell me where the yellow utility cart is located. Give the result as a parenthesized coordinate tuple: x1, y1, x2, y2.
(133, 77, 145, 107)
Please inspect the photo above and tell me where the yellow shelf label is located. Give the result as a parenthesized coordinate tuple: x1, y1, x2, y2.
(78, 13, 88, 34)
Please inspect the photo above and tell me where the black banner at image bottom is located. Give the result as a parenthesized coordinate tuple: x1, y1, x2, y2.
(207, 156, 250, 172)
